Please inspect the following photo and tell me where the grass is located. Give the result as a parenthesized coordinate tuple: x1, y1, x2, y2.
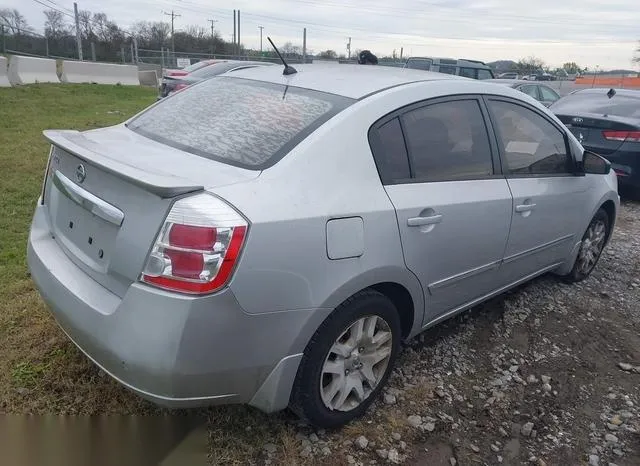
(0, 84, 158, 414)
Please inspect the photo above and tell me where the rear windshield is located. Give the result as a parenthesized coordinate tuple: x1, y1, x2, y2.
(127, 77, 354, 169)
(553, 92, 640, 119)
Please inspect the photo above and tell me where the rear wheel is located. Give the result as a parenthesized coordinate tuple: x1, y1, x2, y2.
(289, 290, 401, 428)
(563, 208, 609, 283)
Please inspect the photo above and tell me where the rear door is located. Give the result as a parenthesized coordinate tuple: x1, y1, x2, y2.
(484, 97, 590, 283)
(370, 96, 513, 324)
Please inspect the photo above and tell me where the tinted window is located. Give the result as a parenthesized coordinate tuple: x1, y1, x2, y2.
(477, 69, 493, 80)
(370, 118, 411, 184)
(539, 86, 559, 102)
(459, 67, 476, 79)
(488, 100, 572, 175)
(518, 85, 539, 100)
(438, 65, 457, 75)
(401, 100, 494, 181)
(128, 77, 353, 169)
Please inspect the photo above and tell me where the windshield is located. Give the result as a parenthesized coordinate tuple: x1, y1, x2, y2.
(128, 77, 354, 169)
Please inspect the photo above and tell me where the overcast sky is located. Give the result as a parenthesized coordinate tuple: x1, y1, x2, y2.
(7, 0, 640, 69)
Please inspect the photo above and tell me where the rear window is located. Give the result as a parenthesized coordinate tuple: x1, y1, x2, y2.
(127, 77, 354, 169)
(553, 92, 640, 119)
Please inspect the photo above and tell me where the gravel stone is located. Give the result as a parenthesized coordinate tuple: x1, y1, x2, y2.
(321, 447, 331, 456)
(407, 415, 422, 428)
(618, 362, 633, 371)
(449, 458, 457, 466)
(300, 446, 312, 458)
(376, 449, 388, 460)
(263, 443, 277, 454)
(424, 422, 436, 432)
(356, 435, 369, 450)
(470, 443, 480, 453)
(605, 434, 619, 444)
(588, 455, 600, 466)
(522, 422, 535, 437)
(388, 448, 400, 464)
(384, 393, 397, 405)
(392, 433, 402, 441)
(309, 433, 319, 443)
(541, 375, 551, 384)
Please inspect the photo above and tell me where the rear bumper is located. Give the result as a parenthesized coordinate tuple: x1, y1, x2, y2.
(27, 203, 315, 411)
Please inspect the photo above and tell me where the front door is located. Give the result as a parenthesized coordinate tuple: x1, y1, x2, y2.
(370, 97, 513, 324)
(484, 97, 590, 283)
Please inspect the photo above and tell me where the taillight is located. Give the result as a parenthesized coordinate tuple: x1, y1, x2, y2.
(141, 193, 248, 294)
(602, 130, 640, 142)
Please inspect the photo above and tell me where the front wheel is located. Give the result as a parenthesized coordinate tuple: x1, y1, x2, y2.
(563, 208, 610, 283)
(289, 290, 401, 428)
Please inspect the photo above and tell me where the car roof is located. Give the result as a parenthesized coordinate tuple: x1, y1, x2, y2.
(220, 64, 465, 99)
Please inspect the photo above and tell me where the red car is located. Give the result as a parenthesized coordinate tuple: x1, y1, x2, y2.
(163, 59, 223, 78)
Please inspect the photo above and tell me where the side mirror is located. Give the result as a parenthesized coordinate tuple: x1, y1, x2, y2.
(579, 150, 611, 175)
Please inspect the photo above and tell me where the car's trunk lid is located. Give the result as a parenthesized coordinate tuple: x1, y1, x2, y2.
(556, 112, 639, 155)
(41, 126, 260, 297)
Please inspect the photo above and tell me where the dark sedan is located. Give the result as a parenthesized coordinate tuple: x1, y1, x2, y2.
(551, 88, 640, 195)
(158, 60, 274, 99)
(485, 79, 561, 107)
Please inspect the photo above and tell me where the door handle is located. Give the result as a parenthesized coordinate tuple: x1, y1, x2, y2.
(515, 203, 536, 213)
(407, 214, 443, 227)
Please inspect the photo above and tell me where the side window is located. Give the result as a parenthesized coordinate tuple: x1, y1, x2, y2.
(401, 100, 494, 182)
(477, 69, 493, 80)
(488, 100, 572, 176)
(459, 67, 476, 79)
(539, 86, 560, 102)
(518, 85, 539, 100)
(370, 117, 411, 184)
(438, 65, 457, 75)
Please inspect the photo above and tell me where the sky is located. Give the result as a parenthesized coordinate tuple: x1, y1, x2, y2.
(6, 0, 640, 70)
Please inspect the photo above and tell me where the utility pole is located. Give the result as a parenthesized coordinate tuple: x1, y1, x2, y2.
(163, 10, 181, 55)
(233, 10, 236, 56)
(258, 26, 264, 52)
(237, 10, 241, 56)
(302, 28, 307, 63)
(347, 37, 351, 60)
(208, 19, 217, 54)
(73, 2, 83, 60)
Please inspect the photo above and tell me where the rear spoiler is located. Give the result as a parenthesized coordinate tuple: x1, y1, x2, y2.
(43, 129, 204, 198)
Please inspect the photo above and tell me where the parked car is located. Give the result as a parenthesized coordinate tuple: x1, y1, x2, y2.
(537, 72, 555, 81)
(498, 72, 519, 79)
(29, 64, 619, 428)
(485, 79, 561, 107)
(162, 59, 223, 78)
(404, 57, 495, 79)
(551, 88, 640, 196)
(158, 60, 274, 99)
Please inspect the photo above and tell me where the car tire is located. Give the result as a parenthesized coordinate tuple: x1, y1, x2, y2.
(563, 208, 610, 283)
(289, 290, 402, 428)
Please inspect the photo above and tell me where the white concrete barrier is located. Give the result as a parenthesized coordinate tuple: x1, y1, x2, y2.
(8, 55, 59, 85)
(61, 61, 139, 85)
(0, 56, 10, 87)
(138, 70, 159, 87)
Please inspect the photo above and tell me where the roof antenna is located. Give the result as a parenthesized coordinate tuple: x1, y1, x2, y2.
(267, 36, 297, 76)
(607, 88, 616, 99)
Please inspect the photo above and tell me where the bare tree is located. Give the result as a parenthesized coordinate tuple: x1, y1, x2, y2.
(78, 9, 93, 40)
(517, 56, 546, 75)
(0, 8, 31, 34)
(634, 41, 640, 64)
(44, 9, 68, 39)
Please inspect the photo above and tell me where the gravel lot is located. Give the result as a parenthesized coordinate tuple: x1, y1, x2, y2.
(252, 198, 640, 466)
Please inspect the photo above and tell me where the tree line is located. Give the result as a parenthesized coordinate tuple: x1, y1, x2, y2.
(0, 7, 307, 63)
